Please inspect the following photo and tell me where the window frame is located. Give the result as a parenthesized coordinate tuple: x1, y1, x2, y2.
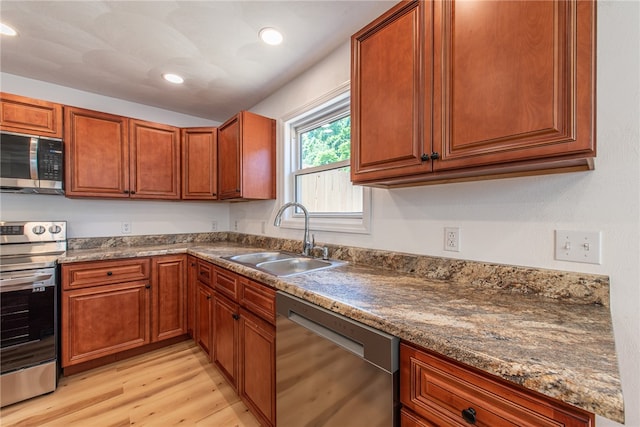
(280, 82, 371, 234)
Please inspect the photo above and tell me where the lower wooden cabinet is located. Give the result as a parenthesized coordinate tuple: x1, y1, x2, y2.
(213, 292, 240, 389)
(61, 255, 187, 369)
(193, 259, 276, 427)
(62, 280, 151, 367)
(239, 307, 276, 427)
(151, 255, 187, 341)
(400, 343, 594, 427)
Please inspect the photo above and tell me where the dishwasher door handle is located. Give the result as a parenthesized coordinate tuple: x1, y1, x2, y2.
(288, 311, 365, 358)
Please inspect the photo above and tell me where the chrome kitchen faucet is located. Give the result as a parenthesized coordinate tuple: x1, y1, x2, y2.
(274, 202, 312, 256)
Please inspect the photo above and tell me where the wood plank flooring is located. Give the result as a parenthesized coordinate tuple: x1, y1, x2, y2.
(0, 340, 260, 427)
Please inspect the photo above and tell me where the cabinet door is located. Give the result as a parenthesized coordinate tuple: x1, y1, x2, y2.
(351, 0, 430, 184)
(0, 92, 63, 138)
(61, 281, 151, 367)
(64, 107, 130, 198)
(195, 281, 213, 358)
(217, 114, 242, 199)
(129, 119, 181, 199)
(214, 293, 239, 390)
(432, 0, 595, 170)
(239, 308, 275, 427)
(151, 255, 187, 342)
(182, 127, 218, 200)
(186, 256, 198, 337)
(217, 111, 276, 200)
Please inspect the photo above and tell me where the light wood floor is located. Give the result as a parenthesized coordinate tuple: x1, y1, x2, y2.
(0, 340, 260, 427)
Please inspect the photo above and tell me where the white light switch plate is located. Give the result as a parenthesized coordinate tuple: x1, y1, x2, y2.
(555, 230, 601, 264)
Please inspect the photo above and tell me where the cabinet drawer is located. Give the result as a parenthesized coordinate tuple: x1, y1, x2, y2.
(400, 343, 593, 427)
(215, 267, 239, 302)
(239, 277, 276, 324)
(62, 258, 151, 290)
(196, 259, 214, 287)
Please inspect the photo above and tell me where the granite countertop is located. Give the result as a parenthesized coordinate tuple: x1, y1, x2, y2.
(58, 238, 625, 423)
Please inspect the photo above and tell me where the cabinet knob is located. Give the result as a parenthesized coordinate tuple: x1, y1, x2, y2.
(421, 153, 430, 162)
(430, 152, 440, 160)
(232, 313, 240, 320)
(145, 284, 151, 289)
(212, 193, 217, 196)
(206, 295, 211, 300)
(130, 190, 136, 195)
(461, 407, 477, 424)
(124, 190, 130, 194)
(106, 271, 113, 276)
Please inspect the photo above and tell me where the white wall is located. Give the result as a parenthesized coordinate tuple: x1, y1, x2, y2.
(238, 2, 640, 426)
(0, 74, 229, 237)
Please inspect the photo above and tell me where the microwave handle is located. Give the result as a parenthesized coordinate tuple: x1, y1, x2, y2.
(30, 137, 38, 180)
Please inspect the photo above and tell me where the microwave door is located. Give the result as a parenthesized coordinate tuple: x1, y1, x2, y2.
(0, 134, 39, 190)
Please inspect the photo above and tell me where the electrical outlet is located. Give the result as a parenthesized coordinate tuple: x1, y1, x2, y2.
(444, 227, 460, 252)
(121, 222, 131, 234)
(555, 230, 601, 264)
(211, 221, 218, 231)
(234, 220, 238, 231)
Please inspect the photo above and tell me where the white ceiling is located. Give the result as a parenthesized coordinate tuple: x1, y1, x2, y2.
(0, 1, 396, 122)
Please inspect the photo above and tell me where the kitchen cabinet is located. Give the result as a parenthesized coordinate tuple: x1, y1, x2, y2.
(61, 255, 187, 369)
(129, 119, 181, 199)
(212, 267, 240, 389)
(217, 111, 276, 200)
(195, 280, 214, 358)
(64, 107, 180, 199)
(0, 92, 63, 138)
(151, 255, 187, 342)
(61, 258, 152, 367)
(194, 258, 214, 357)
(182, 127, 218, 200)
(186, 255, 197, 337)
(400, 342, 594, 427)
(195, 261, 276, 426)
(352, 0, 596, 186)
(238, 275, 276, 427)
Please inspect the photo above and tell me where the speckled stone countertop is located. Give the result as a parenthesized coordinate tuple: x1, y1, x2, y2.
(59, 233, 624, 423)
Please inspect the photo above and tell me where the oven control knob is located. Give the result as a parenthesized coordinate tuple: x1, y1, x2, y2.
(49, 225, 62, 234)
(32, 225, 46, 235)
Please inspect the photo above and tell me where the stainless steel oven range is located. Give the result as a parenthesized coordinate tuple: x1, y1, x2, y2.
(0, 221, 66, 407)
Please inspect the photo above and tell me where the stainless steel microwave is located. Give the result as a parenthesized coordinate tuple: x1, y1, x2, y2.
(0, 132, 64, 194)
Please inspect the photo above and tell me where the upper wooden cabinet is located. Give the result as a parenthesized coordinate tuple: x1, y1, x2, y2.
(181, 127, 218, 200)
(129, 119, 180, 199)
(64, 107, 180, 199)
(351, 0, 596, 186)
(0, 92, 63, 138)
(217, 111, 276, 200)
(64, 107, 129, 198)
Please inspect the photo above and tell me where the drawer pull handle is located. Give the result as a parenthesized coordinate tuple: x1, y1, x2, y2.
(461, 407, 477, 424)
(106, 271, 113, 276)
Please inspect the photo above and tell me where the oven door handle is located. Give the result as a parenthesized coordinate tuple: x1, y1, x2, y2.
(0, 274, 54, 291)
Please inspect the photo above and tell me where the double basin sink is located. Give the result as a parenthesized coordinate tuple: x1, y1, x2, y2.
(224, 251, 345, 277)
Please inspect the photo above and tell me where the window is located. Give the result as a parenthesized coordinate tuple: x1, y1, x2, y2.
(282, 83, 370, 234)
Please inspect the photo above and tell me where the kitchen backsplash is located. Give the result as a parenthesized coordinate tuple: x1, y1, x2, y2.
(67, 231, 610, 307)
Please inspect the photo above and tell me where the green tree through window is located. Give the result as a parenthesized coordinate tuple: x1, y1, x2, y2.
(300, 116, 350, 168)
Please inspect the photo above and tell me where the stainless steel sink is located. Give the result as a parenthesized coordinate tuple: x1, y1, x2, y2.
(224, 251, 345, 277)
(229, 251, 296, 265)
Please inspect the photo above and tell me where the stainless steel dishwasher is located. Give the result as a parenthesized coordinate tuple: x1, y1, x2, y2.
(276, 292, 399, 427)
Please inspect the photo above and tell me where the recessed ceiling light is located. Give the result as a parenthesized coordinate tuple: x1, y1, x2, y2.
(162, 73, 184, 84)
(0, 23, 17, 36)
(259, 27, 283, 46)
